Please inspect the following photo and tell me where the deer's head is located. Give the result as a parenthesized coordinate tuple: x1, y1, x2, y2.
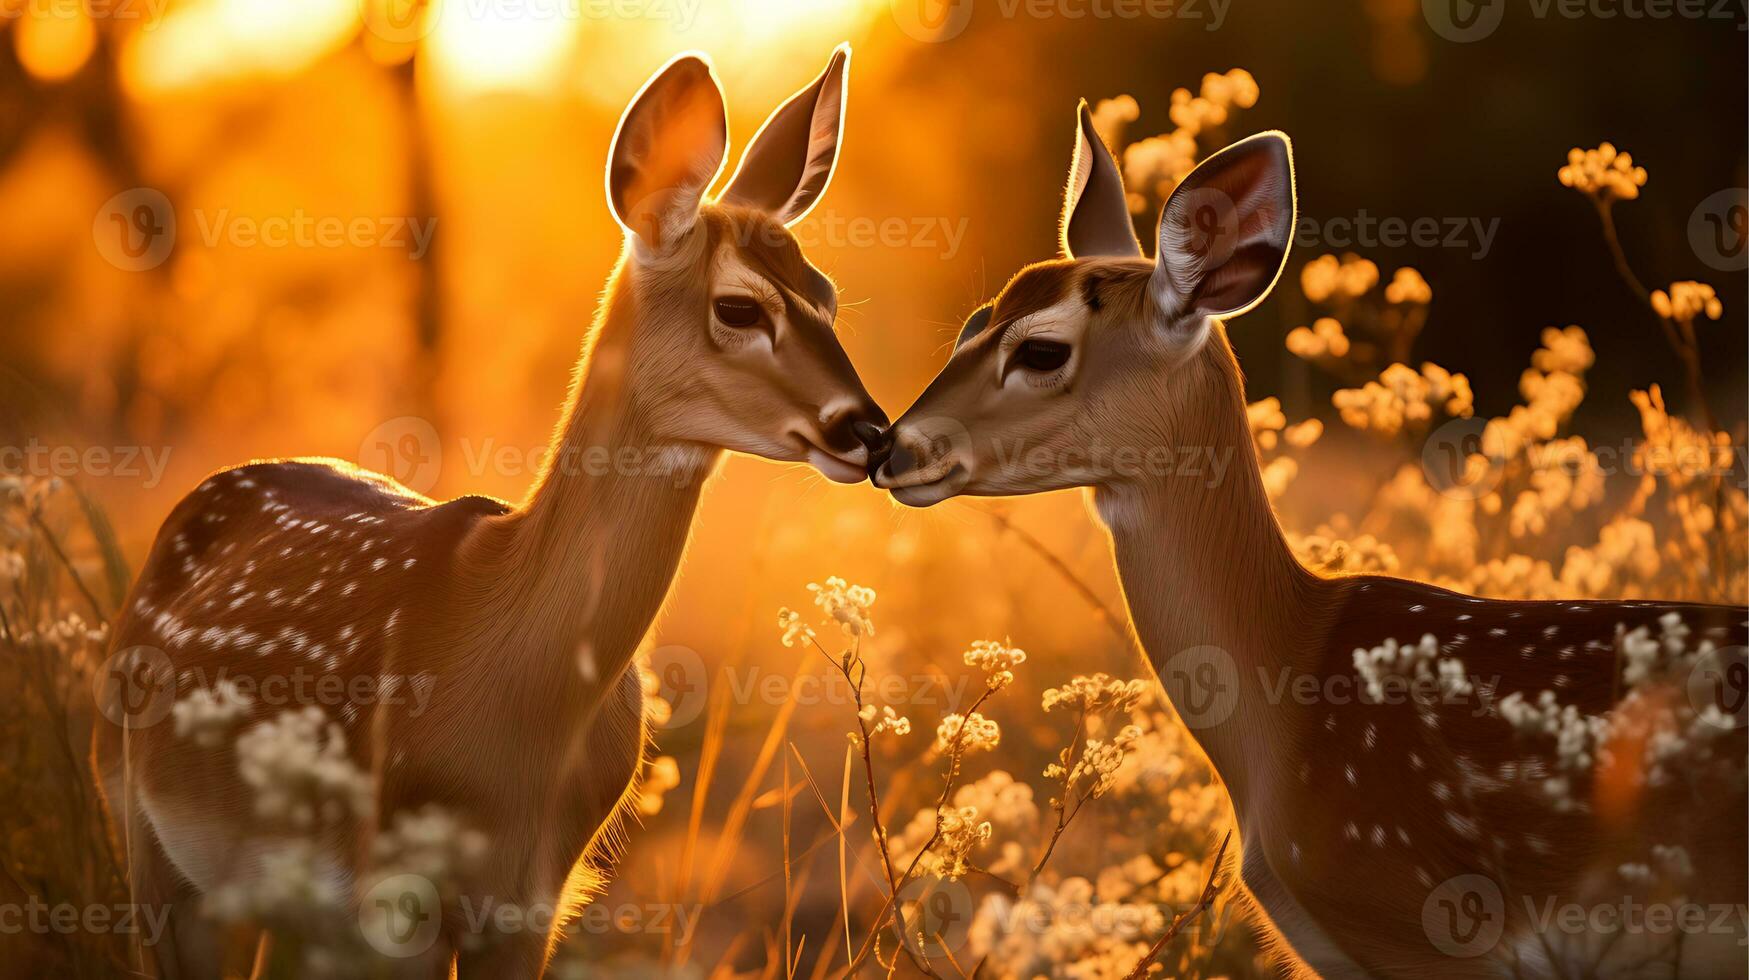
(604, 46, 886, 483)
(873, 104, 1295, 505)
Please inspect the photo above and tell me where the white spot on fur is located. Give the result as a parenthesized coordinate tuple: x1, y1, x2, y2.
(1445, 812, 1480, 839)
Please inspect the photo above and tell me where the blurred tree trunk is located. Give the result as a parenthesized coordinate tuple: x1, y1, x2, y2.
(0, 25, 156, 448)
(395, 55, 444, 435)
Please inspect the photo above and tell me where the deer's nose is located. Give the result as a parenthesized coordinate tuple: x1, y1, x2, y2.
(878, 434, 917, 483)
(851, 419, 893, 474)
(819, 402, 888, 453)
(851, 419, 888, 452)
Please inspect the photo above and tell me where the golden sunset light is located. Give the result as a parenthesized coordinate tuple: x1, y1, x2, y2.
(0, 1, 1744, 977)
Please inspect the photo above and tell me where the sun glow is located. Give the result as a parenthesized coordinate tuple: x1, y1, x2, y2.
(424, 0, 578, 94)
(113, 0, 885, 100)
(562, 0, 886, 107)
(122, 0, 358, 96)
(432, 0, 888, 99)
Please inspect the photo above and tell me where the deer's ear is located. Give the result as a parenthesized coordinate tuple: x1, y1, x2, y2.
(955, 302, 995, 349)
(1150, 131, 1296, 330)
(1061, 100, 1141, 260)
(719, 44, 850, 226)
(607, 53, 728, 249)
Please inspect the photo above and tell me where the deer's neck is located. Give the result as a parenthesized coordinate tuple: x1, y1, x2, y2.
(1093, 336, 1329, 815)
(460, 262, 719, 708)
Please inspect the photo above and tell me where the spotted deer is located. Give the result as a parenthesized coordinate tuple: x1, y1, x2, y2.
(95, 46, 886, 978)
(874, 104, 1748, 977)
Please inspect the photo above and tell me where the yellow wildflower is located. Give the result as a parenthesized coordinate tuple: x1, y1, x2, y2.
(1558, 142, 1647, 201)
(1651, 281, 1723, 324)
(1301, 253, 1379, 304)
(1286, 317, 1351, 359)
(1384, 267, 1432, 305)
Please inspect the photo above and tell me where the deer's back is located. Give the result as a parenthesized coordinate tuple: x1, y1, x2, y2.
(1262, 575, 1746, 975)
(119, 457, 509, 675)
(98, 461, 513, 880)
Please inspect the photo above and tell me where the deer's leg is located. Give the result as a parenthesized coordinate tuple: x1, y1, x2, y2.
(125, 811, 241, 980)
(449, 866, 577, 979)
(453, 926, 551, 979)
(367, 934, 456, 980)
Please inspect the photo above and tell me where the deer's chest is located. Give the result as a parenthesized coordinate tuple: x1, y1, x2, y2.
(1238, 818, 1371, 979)
(538, 668, 648, 856)
(381, 662, 646, 871)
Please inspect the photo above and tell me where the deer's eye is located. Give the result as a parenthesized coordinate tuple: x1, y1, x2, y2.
(1014, 339, 1071, 373)
(713, 297, 765, 329)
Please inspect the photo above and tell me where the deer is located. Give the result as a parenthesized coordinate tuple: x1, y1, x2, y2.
(873, 103, 1748, 978)
(93, 45, 887, 979)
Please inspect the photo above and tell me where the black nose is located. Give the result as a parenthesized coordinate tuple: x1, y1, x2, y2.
(851, 420, 886, 452)
(851, 419, 892, 473)
(820, 404, 889, 454)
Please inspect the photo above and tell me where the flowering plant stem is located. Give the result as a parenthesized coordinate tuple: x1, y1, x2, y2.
(1592, 199, 1719, 437)
(819, 635, 927, 977)
(832, 636, 1001, 977)
(963, 705, 1109, 978)
(25, 501, 109, 622)
(1119, 830, 1232, 980)
(1591, 198, 1731, 585)
(1027, 705, 1095, 880)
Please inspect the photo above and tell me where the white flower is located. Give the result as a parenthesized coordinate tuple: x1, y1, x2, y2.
(235, 706, 373, 829)
(1620, 845, 1694, 888)
(1042, 674, 1149, 714)
(807, 576, 876, 637)
(205, 840, 346, 924)
(964, 639, 1027, 689)
(928, 805, 993, 880)
(173, 679, 254, 748)
(1496, 614, 1740, 811)
(935, 712, 1001, 754)
(858, 703, 910, 738)
(1352, 633, 1470, 702)
(370, 804, 489, 893)
(1045, 725, 1142, 800)
(1652, 844, 1694, 880)
(775, 607, 816, 648)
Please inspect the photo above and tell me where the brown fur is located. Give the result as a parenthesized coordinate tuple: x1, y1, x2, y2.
(94, 199, 881, 979)
(881, 186, 1748, 977)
